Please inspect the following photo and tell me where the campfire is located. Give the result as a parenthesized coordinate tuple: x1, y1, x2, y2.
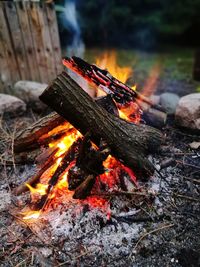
(14, 53, 163, 220)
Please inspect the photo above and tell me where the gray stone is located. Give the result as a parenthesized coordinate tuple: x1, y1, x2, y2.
(160, 92, 180, 115)
(175, 93, 200, 131)
(14, 81, 47, 112)
(0, 94, 26, 116)
(189, 141, 200, 149)
(149, 95, 160, 105)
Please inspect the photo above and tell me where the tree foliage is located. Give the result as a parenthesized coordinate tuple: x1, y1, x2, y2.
(77, 0, 200, 48)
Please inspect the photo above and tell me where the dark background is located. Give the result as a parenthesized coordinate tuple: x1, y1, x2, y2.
(76, 0, 200, 49)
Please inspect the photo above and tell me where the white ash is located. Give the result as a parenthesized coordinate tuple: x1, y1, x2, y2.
(19, 166, 175, 262)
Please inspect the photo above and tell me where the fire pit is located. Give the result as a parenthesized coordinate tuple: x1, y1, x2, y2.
(13, 55, 163, 220)
(0, 53, 200, 267)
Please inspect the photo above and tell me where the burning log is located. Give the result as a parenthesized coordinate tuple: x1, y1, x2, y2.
(14, 147, 59, 195)
(63, 56, 166, 128)
(142, 107, 167, 129)
(14, 96, 118, 154)
(39, 71, 162, 178)
(63, 56, 153, 107)
(68, 134, 110, 199)
(14, 112, 65, 153)
(35, 138, 82, 210)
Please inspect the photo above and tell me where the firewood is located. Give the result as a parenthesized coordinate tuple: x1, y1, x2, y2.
(39, 71, 163, 178)
(13, 147, 59, 195)
(35, 138, 82, 210)
(142, 107, 167, 129)
(14, 96, 117, 154)
(63, 56, 153, 107)
(14, 112, 65, 153)
(68, 133, 110, 198)
(73, 174, 96, 199)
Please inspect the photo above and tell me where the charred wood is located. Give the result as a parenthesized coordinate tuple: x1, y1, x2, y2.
(14, 112, 65, 153)
(40, 71, 163, 178)
(35, 138, 82, 210)
(13, 147, 59, 195)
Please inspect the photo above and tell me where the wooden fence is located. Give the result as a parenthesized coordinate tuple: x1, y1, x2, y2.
(0, 0, 63, 92)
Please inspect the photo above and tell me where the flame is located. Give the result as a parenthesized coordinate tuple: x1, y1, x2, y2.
(118, 102, 141, 123)
(26, 183, 48, 196)
(95, 51, 132, 84)
(141, 63, 161, 97)
(22, 210, 41, 220)
(95, 51, 140, 124)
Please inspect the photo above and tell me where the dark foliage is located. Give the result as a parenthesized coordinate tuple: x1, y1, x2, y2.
(77, 0, 200, 48)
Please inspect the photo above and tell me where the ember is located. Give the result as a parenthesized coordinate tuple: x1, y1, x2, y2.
(14, 53, 162, 220)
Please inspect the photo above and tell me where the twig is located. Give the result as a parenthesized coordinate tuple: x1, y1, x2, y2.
(56, 250, 90, 267)
(173, 193, 200, 202)
(0, 221, 23, 243)
(11, 124, 17, 174)
(91, 190, 150, 197)
(130, 223, 174, 257)
(176, 160, 200, 169)
(181, 176, 200, 185)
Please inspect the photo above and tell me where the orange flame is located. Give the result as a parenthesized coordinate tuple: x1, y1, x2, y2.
(95, 51, 140, 124)
(95, 51, 132, 84)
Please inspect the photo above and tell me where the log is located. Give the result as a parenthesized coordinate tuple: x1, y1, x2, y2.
(14, 112, 65, 153)
(13, 147, 58, 195)
(68, 133, 110, 198)
(14, 95, 118, 154)
(35, 138, 82, 210)
(142, 107, 167, 129)
(40, 71, 163, 178)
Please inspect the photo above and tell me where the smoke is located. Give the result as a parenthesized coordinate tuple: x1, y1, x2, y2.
(59, 0, 85, 57)
(57, 0, 93, 95)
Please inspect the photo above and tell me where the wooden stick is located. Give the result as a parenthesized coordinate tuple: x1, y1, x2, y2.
(13, 147, 58, 195)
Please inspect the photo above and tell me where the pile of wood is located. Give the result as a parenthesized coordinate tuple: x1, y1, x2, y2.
(14, 59, 164, 210)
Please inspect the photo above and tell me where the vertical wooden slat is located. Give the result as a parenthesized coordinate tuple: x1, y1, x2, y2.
(4, 1, 30, 80)
(26, 1, 48, 83)
(37, 1, 57, 81)
(0, 9, 9, 92)
(0, 0, 62, 88)
(46, 2, 63, 75)
(0, 2, 20, 87)
(15, 1, 40, 81)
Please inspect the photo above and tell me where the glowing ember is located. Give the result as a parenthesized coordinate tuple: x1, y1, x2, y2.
(22, 210, 41, 220)
(22, 52, 140, 220)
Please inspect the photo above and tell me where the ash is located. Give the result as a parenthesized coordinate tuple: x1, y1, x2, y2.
(0, 116, 200, 267)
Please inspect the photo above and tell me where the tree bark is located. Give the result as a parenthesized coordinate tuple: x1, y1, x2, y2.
(40, 71, 162, 178)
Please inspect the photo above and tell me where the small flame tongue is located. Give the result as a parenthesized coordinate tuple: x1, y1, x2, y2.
(22, 52, 139, 220)
(95, 51, 132, 84)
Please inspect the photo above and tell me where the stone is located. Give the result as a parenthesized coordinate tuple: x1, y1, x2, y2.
(175, 93, 200, 131)
(149, 95, 160, 106)
(14, 81, 48, 112)
(0, 94, 26, 116)
(189, 141, 200, 149)
(160, 92, 180, 115)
